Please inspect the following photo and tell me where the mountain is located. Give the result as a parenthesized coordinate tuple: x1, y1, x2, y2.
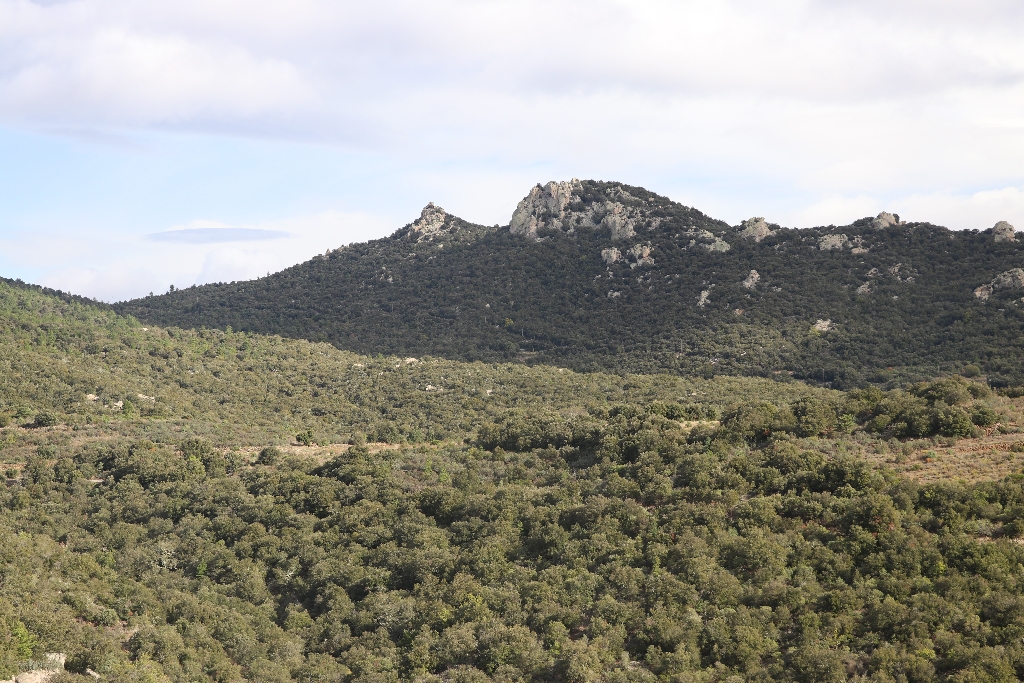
(115, 179, 1024, 388)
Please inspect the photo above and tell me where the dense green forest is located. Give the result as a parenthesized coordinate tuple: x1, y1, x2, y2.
(113, 180, 1024, 388)
(7, 278, 1024, 681)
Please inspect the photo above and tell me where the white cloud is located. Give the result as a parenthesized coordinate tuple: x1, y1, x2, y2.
(1, 210, 391, 301)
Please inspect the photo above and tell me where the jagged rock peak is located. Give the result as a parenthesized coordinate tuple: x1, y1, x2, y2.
(407, 202, 450, 242)
(509, 179, 659, 241)
(993, 221, 1017, 243)
(737, 217, 774, 242)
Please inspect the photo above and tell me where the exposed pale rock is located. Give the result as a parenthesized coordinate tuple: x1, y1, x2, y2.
(6, 655, 66, 683)
(818, 234, 850, 251)
(13, 672, 57, 683)
(975, 268, 1024, 301)
(812, 319, 833, 332)
(701, 238, 731, 253)
(742, 270, 760, 289)
(626, 244, 654, 268)
(697, 288, 713, 307)
(994, 268, 1024, 288)
(856, 282, 872, 295)
(607, 186, 638, 202)
(993, 221, 1017, 243)
(407, 203, 449, 241)
(601, 247, 621, 265)
(871, 212, 899, 229)
(510, 180, 651, 241)
(510, 179, 584, 238)
(888, 263, 917, 282)
(738, 217, 774, 242)
(607, 290, 621, 298)
(600, 203, 637, 241)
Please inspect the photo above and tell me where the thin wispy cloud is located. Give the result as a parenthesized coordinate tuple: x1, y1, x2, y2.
(146, 227, 290, 243)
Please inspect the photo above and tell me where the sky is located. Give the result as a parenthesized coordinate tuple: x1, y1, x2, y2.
(2, 0, 1024, 302)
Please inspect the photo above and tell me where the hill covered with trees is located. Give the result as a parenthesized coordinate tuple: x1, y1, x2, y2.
(7, 271, 1024, 682)
(114, 180, 1024, 388)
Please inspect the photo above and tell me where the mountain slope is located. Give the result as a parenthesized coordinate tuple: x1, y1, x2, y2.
(115, 180, 1024, 387)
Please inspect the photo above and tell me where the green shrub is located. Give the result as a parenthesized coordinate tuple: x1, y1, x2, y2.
(938, 406, 975, 438)
(792, 397, 837, 437)
(256, 446, 281, 465)
(32, 412, 57, 428)
(10, 621, 36, 659)
(971, 405, 998, 427)
(720, 402, 779, 442)
(915, 377, 972, 406)
(962, 364, 982, 377)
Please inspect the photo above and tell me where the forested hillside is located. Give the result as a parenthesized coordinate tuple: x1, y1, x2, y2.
(7, 275, 1024, 682)
(115, 180, 1024, 388)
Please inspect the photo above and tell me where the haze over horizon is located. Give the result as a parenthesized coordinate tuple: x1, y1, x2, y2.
(3, 0, 1024, 301)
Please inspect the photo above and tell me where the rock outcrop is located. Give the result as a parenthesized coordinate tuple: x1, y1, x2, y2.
(871, 212, 900, 229)
(601, 247, 621, 265)
(510, 180, 581, 238)
(626, 244, 654, 268)
(888, 263, 916, 283)
(1, 654, 66, 683)
(701, 237, 731, 252)
(742, 270, 760, 289)
(975, 268, 1024, 301)
(509, 180, 656, 241)
(819, 234, 850, 251)
(697, 287, 713, 307)
(737, 217, 774, 242)
(993, 221, 1017, 243)
(406, 203, 450, 242)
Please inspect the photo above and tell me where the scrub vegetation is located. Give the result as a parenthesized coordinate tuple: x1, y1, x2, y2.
(4, 260, 1024, 681)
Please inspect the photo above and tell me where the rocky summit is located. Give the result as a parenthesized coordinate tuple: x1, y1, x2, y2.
(113, 179, 1024, 387)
